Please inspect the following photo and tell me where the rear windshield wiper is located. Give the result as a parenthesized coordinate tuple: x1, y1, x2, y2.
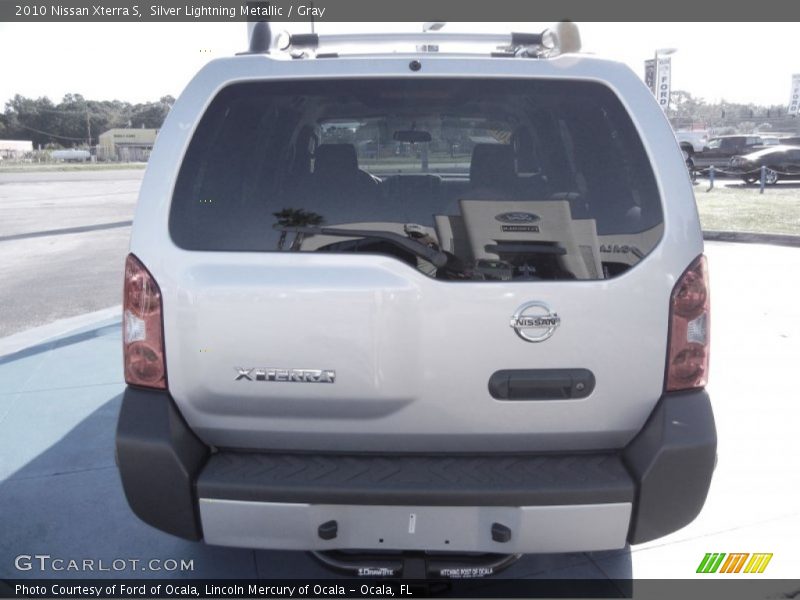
(273, 225, 448, 268)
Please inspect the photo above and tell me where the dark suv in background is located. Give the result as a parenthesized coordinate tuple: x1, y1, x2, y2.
(690, 135, 764, 171)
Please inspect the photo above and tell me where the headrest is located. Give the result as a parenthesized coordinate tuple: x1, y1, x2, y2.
(469, 143, 516, 188)
(314, 144, 359, 178)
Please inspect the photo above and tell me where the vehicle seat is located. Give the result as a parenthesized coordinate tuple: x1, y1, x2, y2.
(468, 143, 520, 199)
(467, 143, 551, 201)
(275, 143, 381, 227)
(313, 144, 379, 191)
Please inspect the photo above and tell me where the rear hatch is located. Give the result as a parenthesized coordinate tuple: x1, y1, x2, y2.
(158, 74, 677, 453)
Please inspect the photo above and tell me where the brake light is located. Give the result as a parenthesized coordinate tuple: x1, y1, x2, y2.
(666, 255, 709, 391)
(123, 254, 166, 389)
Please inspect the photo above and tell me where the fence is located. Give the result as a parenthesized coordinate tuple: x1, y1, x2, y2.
(701, 164, 797, 194)
(96, 145, 152, 162)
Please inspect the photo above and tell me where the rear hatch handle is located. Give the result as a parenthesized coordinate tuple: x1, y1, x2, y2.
(488, 369, 596, 400)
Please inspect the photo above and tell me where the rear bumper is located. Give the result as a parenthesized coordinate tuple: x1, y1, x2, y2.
(115, 387, 716, 551)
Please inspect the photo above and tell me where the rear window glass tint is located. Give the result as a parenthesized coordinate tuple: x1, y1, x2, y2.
(170, 78, 663, 281)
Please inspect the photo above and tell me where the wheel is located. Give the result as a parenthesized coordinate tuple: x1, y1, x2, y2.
(684, 157, 697, 180)
(742, 175, 757, 184)
(764, 168, 779, 185)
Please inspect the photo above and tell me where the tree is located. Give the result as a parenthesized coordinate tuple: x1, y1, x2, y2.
(668, 90, 714, 129)
(272, 208, 325, 250)
(737, 121, 756, 134)
(4, 95, 63, 146)
(1, 93, 177, 146)
(667, 90, 800, 134)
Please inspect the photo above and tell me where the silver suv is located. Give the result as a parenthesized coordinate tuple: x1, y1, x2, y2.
(116, 23, 716, 577)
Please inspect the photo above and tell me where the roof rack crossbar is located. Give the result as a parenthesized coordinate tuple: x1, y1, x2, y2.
(287, 31, 544, 50)
(241, 23, 581, 58)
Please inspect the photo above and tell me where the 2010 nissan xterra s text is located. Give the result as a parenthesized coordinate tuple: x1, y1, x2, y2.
(116, 22, 716, 578)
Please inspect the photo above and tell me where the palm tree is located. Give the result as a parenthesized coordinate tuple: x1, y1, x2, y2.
(272, 208, 325, 250)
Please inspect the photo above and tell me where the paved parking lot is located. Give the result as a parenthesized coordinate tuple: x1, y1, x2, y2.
(0, 241, 798, 583)
(0, 170, 141, 337)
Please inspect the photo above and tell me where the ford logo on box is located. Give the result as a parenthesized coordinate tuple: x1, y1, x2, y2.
(495, 212, 540, 224)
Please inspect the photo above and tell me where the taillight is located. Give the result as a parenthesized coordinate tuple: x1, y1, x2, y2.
(666, 255, 710, 391)
(123, 254, 166, 389)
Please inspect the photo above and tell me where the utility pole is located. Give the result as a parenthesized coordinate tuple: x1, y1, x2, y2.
(86, 108, 92, 148)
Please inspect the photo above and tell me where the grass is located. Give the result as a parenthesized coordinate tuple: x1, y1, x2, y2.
(0, 162, 147, 173)
(695, 181, 800, 236)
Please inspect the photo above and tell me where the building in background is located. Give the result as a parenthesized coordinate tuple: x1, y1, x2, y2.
(0, 139, 33, 159)
(97, 128, 158, 161)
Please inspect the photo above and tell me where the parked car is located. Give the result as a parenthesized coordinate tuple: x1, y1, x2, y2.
(690, 135, 764, 171)
(729, 145, 800, 184)
(675, 130, 709, 158)
(777, 136, 800, 146)
(115, 23, 716, 578)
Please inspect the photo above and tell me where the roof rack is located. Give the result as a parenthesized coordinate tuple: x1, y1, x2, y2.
(286, 31, 546, 49)
(242, 22, 581, 59)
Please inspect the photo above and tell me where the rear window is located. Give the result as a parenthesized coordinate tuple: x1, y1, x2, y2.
(170, 78, 663, 281)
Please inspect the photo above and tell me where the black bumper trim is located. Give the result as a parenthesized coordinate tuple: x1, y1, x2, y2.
(115, 387, 209, 540)
(623, 388, 717, 544)
(197, 451, 635, 507)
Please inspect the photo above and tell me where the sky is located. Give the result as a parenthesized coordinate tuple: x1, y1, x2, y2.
(0, 22, 799, 108)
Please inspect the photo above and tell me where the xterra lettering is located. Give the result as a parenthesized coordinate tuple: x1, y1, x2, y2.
(235, 368, 336, 383)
